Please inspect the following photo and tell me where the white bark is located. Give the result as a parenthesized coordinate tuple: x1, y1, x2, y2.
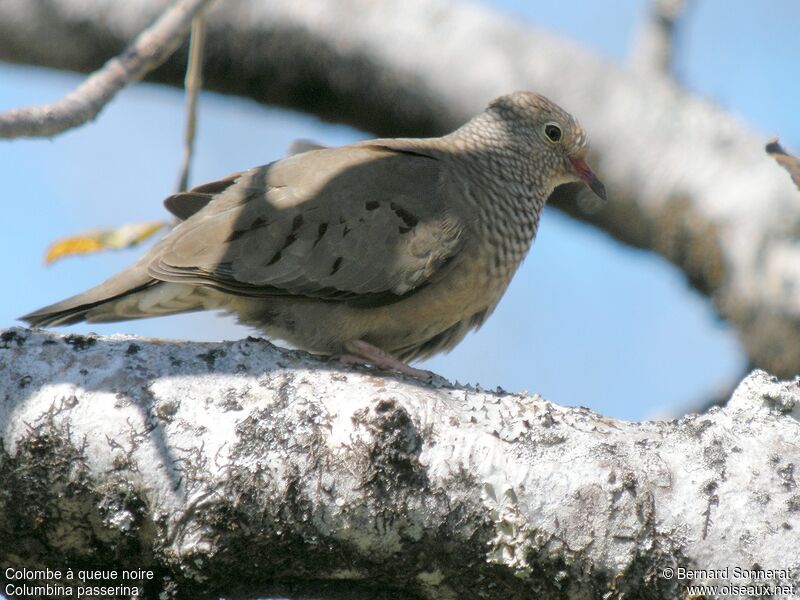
(1, 0, 799, 379)
(1, 327, 799, 599)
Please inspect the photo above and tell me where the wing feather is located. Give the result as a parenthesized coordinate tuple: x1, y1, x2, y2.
(147, 144, 464, 305)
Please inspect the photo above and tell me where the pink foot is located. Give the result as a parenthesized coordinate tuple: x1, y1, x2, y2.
(338, 339, 434, 380)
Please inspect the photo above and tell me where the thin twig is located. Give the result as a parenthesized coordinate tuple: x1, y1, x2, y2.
(631, 0, 690, 76)
(176, 13, 207, 192)
(766, 137, 800, 191)
(0, 0, 213, 139)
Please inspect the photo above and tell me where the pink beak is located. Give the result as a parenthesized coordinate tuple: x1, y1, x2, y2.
(570, 157, 607, 202)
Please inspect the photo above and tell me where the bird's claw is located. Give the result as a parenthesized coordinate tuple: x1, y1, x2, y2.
(335, 340, 437, 381)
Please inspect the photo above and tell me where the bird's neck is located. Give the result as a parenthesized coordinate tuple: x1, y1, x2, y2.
(474, 182, 546, 279)
(396, 132, 550, 278)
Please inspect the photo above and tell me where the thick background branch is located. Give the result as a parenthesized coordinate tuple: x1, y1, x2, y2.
(1, 328, 799, 599)
(1, 0, 798, 380)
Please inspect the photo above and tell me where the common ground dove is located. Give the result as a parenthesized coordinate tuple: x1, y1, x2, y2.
(22, 92, 606, 377)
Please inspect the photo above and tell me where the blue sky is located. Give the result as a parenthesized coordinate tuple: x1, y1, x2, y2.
(1, 1, 798, 421)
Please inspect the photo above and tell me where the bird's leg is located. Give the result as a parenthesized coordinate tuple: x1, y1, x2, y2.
(339, 339, 434, 379)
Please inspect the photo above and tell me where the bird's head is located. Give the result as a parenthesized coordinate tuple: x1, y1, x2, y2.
(482, 91, 607, 202)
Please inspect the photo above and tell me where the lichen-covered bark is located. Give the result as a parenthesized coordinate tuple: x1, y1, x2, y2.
(1, 327, 799, 599)
(1, 0, 799, 380)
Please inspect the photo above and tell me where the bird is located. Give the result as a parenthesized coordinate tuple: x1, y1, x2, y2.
(21, 91, 606, 378)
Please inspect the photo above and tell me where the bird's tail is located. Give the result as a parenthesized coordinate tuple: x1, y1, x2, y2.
(20, 264, 217, 327)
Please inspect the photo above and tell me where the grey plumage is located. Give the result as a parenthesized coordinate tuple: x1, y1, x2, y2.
(22, 92, 605, 365)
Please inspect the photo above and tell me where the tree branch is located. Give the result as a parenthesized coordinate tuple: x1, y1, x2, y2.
(176, 12, 207, 192)
(766, 137, 800, 191)
(1, 0, 799, 380)
(631, 0, 690, 76)
(0, 0, 213, 139)
(0, 327, 799, 599)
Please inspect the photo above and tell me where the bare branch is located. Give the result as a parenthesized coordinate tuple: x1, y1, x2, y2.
(0, 0, 213, 139)
(2, 327, 799, 599)
(631, 0, 691, 76)
(176, 13, 207, 192)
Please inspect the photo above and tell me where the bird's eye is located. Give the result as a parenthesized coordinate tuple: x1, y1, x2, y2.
(544, 123, 562, 143)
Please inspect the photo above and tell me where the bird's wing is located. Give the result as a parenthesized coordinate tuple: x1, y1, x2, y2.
(164, 139, 332, 221)
(148, 144, 464, 305)
(163, 173, 241, 220)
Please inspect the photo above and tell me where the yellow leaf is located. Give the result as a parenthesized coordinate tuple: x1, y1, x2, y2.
(45, 220, 169, 264)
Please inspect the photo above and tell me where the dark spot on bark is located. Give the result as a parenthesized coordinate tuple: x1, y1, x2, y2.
(64, 334, 96, 350)
(788, 495, 800, 512)
(197, 348, 226, 370)
(778, 463, 796, 490)
(330, 257, 343, 275)
(1, 330, 25, 348)
(266, 250, 282, 266)
(365, 201, 379, 210)
(79, 369, 89, 376)
(155, 399, 180, 420)
(342, 225, 351, 237)
(361, 400, 427, 493)
(313, 223, 328, 247)
(169, 355, 183, 368)
(375, 398, 397, 413)
(398, 226, 412, 234)
(390, 202, 418, 229)
(126, 343, 141, 356)
(18, 375, 32, 388)
(42, 339, 57, 345)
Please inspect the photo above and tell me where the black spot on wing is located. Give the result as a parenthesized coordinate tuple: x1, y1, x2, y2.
(276, 214, 305, 249)
(390, 203, 419, 229)
(266, 250, 282, 266)
(281, 233, 297, 250)
(225, 216, 268, 243)
(313, 223, 328, 247)
(249, 216, 267, 230)
(291, 214, 304, 232)
(226, 229, 246, 243)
